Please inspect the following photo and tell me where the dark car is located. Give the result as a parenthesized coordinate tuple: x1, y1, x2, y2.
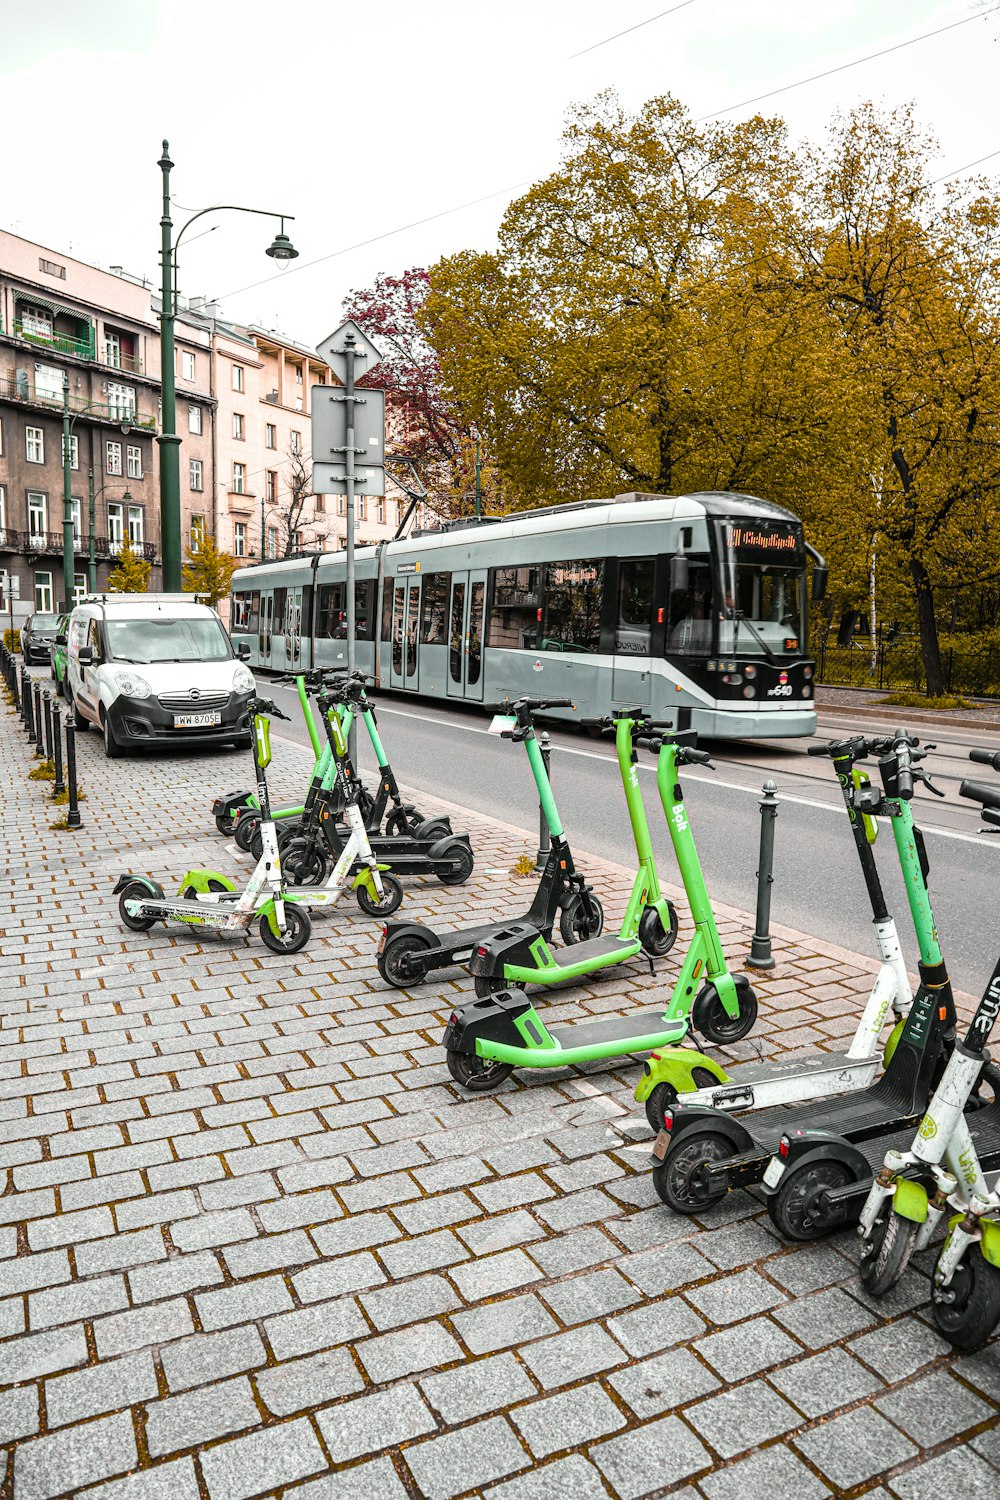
(22, 612, 61, 665)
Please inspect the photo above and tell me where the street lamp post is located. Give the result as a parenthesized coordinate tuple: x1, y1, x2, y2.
(470, 423, 482, 519)
(87, 469, 133, 591)
(157, 141, 298, 592)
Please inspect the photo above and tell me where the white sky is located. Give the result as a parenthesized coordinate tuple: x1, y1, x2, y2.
(3, 1, 998, 347)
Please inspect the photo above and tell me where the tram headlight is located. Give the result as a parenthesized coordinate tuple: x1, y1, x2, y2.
(743, 664, 757, 679)
(802, 685, 812, 698)
(743, 685, 756, 699)
(803, 665, 813, 680)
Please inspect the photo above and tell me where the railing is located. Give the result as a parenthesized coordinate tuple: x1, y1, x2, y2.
(102, 348, 143, 375)
(0, 373, 157, 430)
(818, 638, 1000, 700)
(9, 530, 155, 563)
(13, 318, 95, 361)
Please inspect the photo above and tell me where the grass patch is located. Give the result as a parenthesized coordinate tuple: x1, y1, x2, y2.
(879, 691, 977, 711)
(512, 853, 537, 877)
(48, 817, 79, 832)
(51, 789, 85, 805)
(28, 761, 55, 781)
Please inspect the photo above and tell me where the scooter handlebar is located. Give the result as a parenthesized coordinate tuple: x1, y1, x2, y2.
(970, 748, 1000, 771)
(960, 779, 1000, 812)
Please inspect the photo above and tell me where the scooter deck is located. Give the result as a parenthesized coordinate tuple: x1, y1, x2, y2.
(547, 1009, 685, 1051)
(681, 1049, 882, 1109)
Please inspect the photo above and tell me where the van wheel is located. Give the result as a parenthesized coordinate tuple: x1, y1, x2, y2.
(73, 696, 90, 731)
(102, 712, 123, 759)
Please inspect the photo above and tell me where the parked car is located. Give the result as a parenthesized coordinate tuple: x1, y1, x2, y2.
(21, 612, 60, 665)
(49, 613, 70, 697)
(65, 594, 256, 759)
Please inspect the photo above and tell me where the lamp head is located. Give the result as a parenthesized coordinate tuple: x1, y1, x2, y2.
(266, 218, 298, 266)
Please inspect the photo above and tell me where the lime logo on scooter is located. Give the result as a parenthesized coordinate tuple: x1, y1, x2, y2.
(969, 975, 1000, 1048)
(958, 1146, 981, 1191)
(918, 1114, 938, 1141)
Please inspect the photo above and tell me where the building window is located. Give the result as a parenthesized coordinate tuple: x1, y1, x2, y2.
(315, 495, 325, 514)
(35, 364, 63, 402)
(233, 412, 245, 440)
(234, 522, 246, 558)
(266, 526, 277, 560)
(188, 403, 202, 435)
(265, 423, 276, 449)
(104, 330, 121, 368)
(106, 441, 123, 476)
(233, 463, 246, 494)
(107, 382, 137, 421)
(28, 493, 47, 539)
(62, 433, 79, 470)
(232, 364, 244, 392)
(189, 458, 204, 491)
(0, 484, 6, 545)
(26, 426, 44, 464)
(358, 496, 366, 521)
(337, 495, 345, 517)
(126, 445, 143, 479)
(394, 500, 402, 528)
(266, 470, 276, 503)
(182, 351, 195, 380)
(295, 366, 303, 385)
(39, 257, 66, 280)
(71, 497, 82, 543)
(0, 417, 4, 456)
(191, 515, 205, 553)
(291, 430, 302, 455)
(377, 497, 385, 524)
(72, 573, 86, 603)
(128, 506, 144, 547)
(34, 571, 53, 613)
(107, 502, 125, 553)
(20, 306, 53, 339)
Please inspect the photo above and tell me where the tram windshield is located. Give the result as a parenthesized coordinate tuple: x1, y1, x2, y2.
(715, 519, 806, 658)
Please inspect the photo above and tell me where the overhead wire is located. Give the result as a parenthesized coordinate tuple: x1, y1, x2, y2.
(567, 0, 698, 62)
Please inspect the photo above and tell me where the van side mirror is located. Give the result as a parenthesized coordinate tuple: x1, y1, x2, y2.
(56, 633, 67, 646)
(669, 555, 689, 594)
(78, 646, 94, 666)
(236, 641, 251, 660)
(811, 566, 828, 603)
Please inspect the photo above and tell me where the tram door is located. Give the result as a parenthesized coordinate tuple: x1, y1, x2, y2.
(611, 558, 653, 706)
(258, 592, 273, 668)
(285, 586, 303, 669)
(389, 576, 421, 691)
(446, 569, 487, 702)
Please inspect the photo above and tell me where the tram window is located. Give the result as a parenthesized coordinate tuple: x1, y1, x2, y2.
(406, 589, 419, 676)
(272, 587, 287, 635)
(317, 579, 373, 638)
(381, 582, 393, 643)
(667, 555, 713, 653)
(356, 580, 374, 638)
(542, 559, 603, 653)
(449, 583, 465, 683)
(420, 572, 450, 643)
(487, 565, 540, 650)
(248, 591, 259, 632)
(392, 586, 405, 674)
(468, 580, 484, 685)
(615, 559, 655, 655)
(231, 595, 251, 632)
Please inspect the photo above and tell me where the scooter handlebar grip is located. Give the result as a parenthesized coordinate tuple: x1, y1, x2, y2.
(895, 765, 914, 799)
(538, 698, 574, 710)
(969, 749, 1000, 771)
(683, 747, 713, 766)
(960, 779, 1000, 811)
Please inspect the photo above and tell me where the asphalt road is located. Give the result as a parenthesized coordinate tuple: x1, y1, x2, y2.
(260, 677, 1000, 1000)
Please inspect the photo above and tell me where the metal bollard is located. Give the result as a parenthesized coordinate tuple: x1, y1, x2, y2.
(25, 676, 35, 741)
(64, 717, 81, 829)
(43, 691, 53, 762)
(11, 662, 19, 712)
(18, 667, 27, 722)
(52, 701, 65, 798)
(748, 779, 779, 970)
(34, 682, 45, 758)
(536, 730, 552, 870)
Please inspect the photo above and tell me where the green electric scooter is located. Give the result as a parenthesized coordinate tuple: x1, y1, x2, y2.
(444, 719, 757, 1092)
(212, 675, 323, 837)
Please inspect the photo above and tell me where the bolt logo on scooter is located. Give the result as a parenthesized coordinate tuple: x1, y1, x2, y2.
(443, 719, 756, 1092)
(115, 698, 312, 953)
(635, 732, 924, 1133)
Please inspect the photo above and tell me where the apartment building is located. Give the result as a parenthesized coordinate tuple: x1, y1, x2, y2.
(0, 231, 163, 619)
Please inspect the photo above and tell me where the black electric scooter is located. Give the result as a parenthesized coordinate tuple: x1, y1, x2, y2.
(281, 673, 474, 887)
(376, 696, 604, 988)
(649, 732, 962, 1239)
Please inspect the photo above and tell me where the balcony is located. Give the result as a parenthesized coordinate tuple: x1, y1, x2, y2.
(0, 372, 157, 430)
(12, 318, 96, 361)
(13, 530, 155, 563)
(102, 348, 144, 375)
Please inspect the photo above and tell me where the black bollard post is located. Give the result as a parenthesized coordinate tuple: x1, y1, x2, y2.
(52, 701, 65, 798)
(748, 779, 779, 970)
(25, 676, 36, 741)
(10, 660, 19, 712)
(64, 716, 81, 829)
(18, 667, 27, 722)
(536, 730, 552, 870)
(33, 682, 45, 758)
(43, 691, 53, 762)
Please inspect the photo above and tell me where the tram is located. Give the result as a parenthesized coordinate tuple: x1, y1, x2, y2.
(229, 490, 826, 738)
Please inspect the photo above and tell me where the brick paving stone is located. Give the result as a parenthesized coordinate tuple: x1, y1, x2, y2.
(765, 1240, 854, 1295)
(528, 1225, 617, 1277)
(421, 1351, 538, 1424)
(954, 1345, 1000, 1400)
(28, 1204, 115, 1251)
(770, 1346, 884, 1418)
(517, 1324, 628, 1389)
(591, 1414, 712, 1499)
(358, 1319, 464, 1383)
(359, 1273, 461, 1330)
(773, 1286, 876, 1349)
(608, 1297, 707, 1358)
(76, 1227, 168, 1277)
(160, 1324, 267, 1391)
(485, 1454, 610, 1500)
(850, 1317, 952, 1382)
(145, 1376, 261, 1457)
(222, 1227, 316, 1278)
(394, 1191, 480, 1234)
(687, 1268, 787, 1327)
(379, 1228, 471, 1277)
(289, 1457, 410, 1500)
(13, 1411, 137, 1500)
(198, 1417, 327, 1500)
(449, 1247, 543, 1301)
(511, 1382, 626, 1458)
(685, 1379, 802, 1460)
(195, 1274, 294, 1330)
(46, 1350, 158, 1426)
(538, 1266, 640, 1324)
(264, 1298, 369, 1361)
(316, 1381, 436, 1463)
(312, 1210, 401, 1257)
(891, 1448, 1000, 1500)
(4, 1324, 89, 1383)
(0, 1246, 70, 1297)
(0, 1386, 39, 1444)
(169, 1207, 258, 1251)
(699, 1443, 832, 1500)
(875, 1369, 993, 1447)
(293, 1251, 387, 1301)
(610, 1346, 720, 1417)
(456, 1211, 546, 1257)
(403, 1414, 529, 1499)
(256, 1346, 365, 1417)
(77, 1455, 201, 1500)
(127, 1250, 223, 1303)
(620, 1239, 716, 1294)
(794, 1406, 918, 1490)
(453, 1292, 559, 1356)
(94, 1299, 194, 1358)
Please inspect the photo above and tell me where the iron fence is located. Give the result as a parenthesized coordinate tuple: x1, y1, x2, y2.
(817, 639, 1000, 699)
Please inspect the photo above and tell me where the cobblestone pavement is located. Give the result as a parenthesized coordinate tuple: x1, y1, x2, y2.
(1, 686, 998, 1500)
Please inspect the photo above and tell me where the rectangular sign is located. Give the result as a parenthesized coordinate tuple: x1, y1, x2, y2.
(726, 521, 803, 561)
(312, 461, 386, 496)
(311, 385, 385, 466)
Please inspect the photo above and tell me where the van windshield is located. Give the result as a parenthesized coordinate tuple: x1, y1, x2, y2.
(106, 617, 231, 664)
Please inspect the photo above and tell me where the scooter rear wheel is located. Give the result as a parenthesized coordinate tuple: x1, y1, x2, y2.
(282, 839, 329, 887)
(215, 812, 235, 836)
(378, 933, 433, 988)
(446, 1049, 514, 1092)
(930, 1252, 1000, 1349)
(258, 905, 311, 954)
(118, 880, 162, 932)
(652, 1129, 732, 1213)
(692, 976, 758, 1045)
(357, 874, 404, 918)
(767, 1158, 853, 1241)
(415, 817, 451, 841)
(436, 844, 474, 887)
(560, 893, 604, 945)
(859, 1208, 919, 1296)
(234, 815, 259, 854)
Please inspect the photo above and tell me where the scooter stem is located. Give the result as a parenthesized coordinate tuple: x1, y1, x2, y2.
(524, 732, 565, 840)
(295, 675, 322, 759)
(889, 798, 943, 969)
(617, 719, 656, 868)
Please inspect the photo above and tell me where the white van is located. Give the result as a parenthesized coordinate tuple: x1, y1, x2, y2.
(65, 593, 256, 759)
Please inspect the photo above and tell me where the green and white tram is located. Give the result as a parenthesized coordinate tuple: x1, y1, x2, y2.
(229, 490, 826, 739)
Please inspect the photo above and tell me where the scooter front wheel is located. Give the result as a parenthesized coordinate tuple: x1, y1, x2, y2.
(692, 976, 758, 1046)
(560, 893, 604, 945)
(234, 815, 259, 854)
(282, 839, 329, 887)
(118, 880, 163, 932)
(639, 902, 679, 957)
(446, 1049, 514, 1092)
(859, 1207, 919, 1296)
(357, 874, 404, 918)
(652, 1129, 732, 1213)
(258, 906, 311, 954)
(436, 843, 474, 887)
(767, 1158, 852, 1242)
(931, 1252, 1000, 1349)
(644, 1066, 720, 1133)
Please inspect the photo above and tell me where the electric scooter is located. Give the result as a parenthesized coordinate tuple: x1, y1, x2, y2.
(856, 752, 1000, 1336)
(635, 731, 921, 1133)
(212, 675, 325, 836)
(465, 710, 680, 999)
(272, 677, 405, 919)
(443, 722, 757, 1093)
(114, 698, 312, 954)
(279, 675, 473, 886)
(649, 731, 960, 1236)
(376, 696, 606, 989)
